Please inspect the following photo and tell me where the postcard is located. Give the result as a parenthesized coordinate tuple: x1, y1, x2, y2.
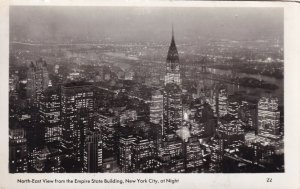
(1, 1, 300, 189)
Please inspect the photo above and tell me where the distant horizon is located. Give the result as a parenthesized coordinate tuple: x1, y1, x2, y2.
(10, 6, 283, 44)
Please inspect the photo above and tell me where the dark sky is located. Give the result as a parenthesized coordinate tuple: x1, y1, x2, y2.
(10, 6, 283, 43)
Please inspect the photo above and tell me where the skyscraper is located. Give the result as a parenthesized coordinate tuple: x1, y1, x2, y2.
(227, 95, 240, 120)
(209, 136, 224, 173)
(83, 130, 102, 173)
(163, 27, 183, 138)
(39, 86, 62, 145)
(26, 58, 49, 106)
(150, 90, 163, 125)
(61, 81, 94, 172)
(119, 135, 136, 172)
(164, 26, 181, 86)
(158, 138, 185, 173)
(217, 88, 228, 118)
(185, 136, 203, 172)
(257, 97, 281, 139)
(131, 137, 156, 172)
(97, 114, 118, 156)
(9, 118, 28, 173)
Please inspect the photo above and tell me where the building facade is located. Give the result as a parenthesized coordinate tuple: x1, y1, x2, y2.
(39, 86, 62, 144)
(83, 130, 103, 173)
(163, 28, 183, 138)
(257, 97, 281, 139)
(26, 58, 49, 106)
(61, 82, 95, 172)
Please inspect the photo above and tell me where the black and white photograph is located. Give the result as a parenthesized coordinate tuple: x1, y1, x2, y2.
(2, 1, 300, 188)
(8, 5, 286, 174)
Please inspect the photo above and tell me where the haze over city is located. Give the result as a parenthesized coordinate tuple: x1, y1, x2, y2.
(10, 6, 283, 44)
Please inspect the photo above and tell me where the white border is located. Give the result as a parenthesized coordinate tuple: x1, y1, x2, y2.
(1, 1, 300, 189)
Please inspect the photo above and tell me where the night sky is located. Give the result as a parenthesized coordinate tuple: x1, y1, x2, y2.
(10, 6, 283, 43)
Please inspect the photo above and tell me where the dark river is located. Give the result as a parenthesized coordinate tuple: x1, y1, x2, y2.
(207, 68, 284, 105)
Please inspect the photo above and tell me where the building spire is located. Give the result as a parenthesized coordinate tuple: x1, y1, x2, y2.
(171, 23, 175, 45)
(167, 24, 179, 64)
(172, 23, 174, 39)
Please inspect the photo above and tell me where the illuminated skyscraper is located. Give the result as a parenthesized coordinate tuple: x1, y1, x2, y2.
(185, 136, 203, 172)
(26, 58, 49, 106)
(150, 90, 163, 125)
(227, 95, 240, 120)
(158, 137, 185, 173)
(217, 119, 244, 147)
(83, 130, 102, 173)
(131, 138, 156, 172)
(257, 97, 281, 139)
(209, 136, 224, 173)
(61, 82, 94, 172)
(217, 88, 228, 118)
(239, 101, 258, 131)
(164, 26, 181, 86)
(39, 86, 62, 144)
(119, 135, 136, 172)
(9, 119, 28, 173)
(97, 114, 118, 155)
(163, 27, 183, 138)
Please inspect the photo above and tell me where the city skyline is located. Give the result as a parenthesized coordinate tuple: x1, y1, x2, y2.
(9, 6, 284, 173)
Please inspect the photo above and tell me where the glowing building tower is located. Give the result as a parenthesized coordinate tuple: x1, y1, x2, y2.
(9, 120, 28, 173)
(39, 86, 62, 144)
(119, 135, 136, 172)
(26, 58, 49, 106)
(163, 27, 183, 138)
(150, 90, 163, 125)
(61, 82, 94, 172)
(164, 26, 181, 86)
(257, 97, 281, 139)
(218, 88, 228, 118)
(83, 130, 102, 173)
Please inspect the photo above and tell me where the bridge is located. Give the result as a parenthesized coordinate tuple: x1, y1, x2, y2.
(224, 153, 266, 169)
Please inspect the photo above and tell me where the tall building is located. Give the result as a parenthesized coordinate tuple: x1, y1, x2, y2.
(190, 99, 216, 138)
(39, 86, 62, 145)
(20, 112, 44, 172)
(217, 88, 228, 118)
(131, 137, 157, 172)
(158, 137, 185, 173)
(9, 119, 28, 173)
(239, 101, 258, 131)
(97, 114, 118, 156)
(26, 58, 49, 106)
(185, 136, 204, 172)
(163, 27, 183, 138)
(83, 130, 103, 173)
(150, 90, 163, 125)
(163, 83, 183, 136)
(119, 135, 137, 172)
(209, 136, 224, 173)
(164, 27, 181, 86)
(257, 97, 281, 139)
(227, 95, 240, 120)
(61, 81, 95, 172)
(217, 119, 244, 147)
